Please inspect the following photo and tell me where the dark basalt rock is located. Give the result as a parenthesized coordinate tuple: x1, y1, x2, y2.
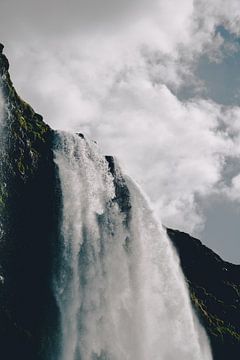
(77, 132, 85, 138)
(167, 228, 240, 360)
(105, 155, 131, 226)
(0, 46, 9, 76)
(0, 45, 59, 360)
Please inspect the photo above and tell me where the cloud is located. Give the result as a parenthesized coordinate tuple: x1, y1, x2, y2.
(9, 45, 238, 232)
(87, 81, 235, 233)
(1, 0, 240, 235)
(226, 174, 240, 201)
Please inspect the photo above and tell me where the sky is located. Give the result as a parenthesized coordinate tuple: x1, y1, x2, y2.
(1, 0, 240, 263)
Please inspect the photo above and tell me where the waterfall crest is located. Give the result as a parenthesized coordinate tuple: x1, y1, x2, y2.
(53, 132, 212, 360)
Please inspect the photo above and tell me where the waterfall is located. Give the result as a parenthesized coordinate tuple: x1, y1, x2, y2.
(53, 131, 212, 360)
(0, 91, 6, 243)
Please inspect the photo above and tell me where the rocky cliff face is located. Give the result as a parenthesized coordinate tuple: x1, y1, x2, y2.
(0, 45, 59, 360)
(0, 45, 239, 359)
(167, 228, 240, 360)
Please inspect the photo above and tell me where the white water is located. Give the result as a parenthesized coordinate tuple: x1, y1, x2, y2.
(53, 132, 212, 360)
(0, 91, 6, 243)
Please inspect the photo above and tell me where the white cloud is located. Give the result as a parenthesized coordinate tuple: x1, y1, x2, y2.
(87, 81, 235, 233)
(1, 0, 240, 235)
(226, 174, 240, 201)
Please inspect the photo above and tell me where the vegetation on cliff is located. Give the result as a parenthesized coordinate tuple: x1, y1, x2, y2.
(0, 44, 58, 360)
(168, 228, 240, 360)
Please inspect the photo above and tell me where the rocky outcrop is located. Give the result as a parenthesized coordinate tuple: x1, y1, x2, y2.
(105, 155, 131, 226)
(168, 228, 240, 360)
(0, 44, 59, 360)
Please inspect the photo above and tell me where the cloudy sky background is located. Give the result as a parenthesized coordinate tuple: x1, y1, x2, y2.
(1, 0, 240, 263)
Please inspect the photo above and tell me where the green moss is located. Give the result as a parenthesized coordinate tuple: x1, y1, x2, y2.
(4, 94, 52, 180)
(190, 290, 240, 342)
(17, 159, 25, 175)
(213, 326, 240, 340)
(18, 115, 28, 130)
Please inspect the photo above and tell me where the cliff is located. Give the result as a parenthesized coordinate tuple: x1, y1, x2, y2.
(167, 228, 240, 360)
(0, 45, 239, 359)
(0, 44, 59, 360)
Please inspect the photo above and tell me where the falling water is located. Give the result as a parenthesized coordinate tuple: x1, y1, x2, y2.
(53, 132, 212, 360)
(0, 91, 7, 243)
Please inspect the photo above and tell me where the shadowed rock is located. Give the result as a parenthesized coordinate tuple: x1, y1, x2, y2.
(168, 228, 240, 360)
